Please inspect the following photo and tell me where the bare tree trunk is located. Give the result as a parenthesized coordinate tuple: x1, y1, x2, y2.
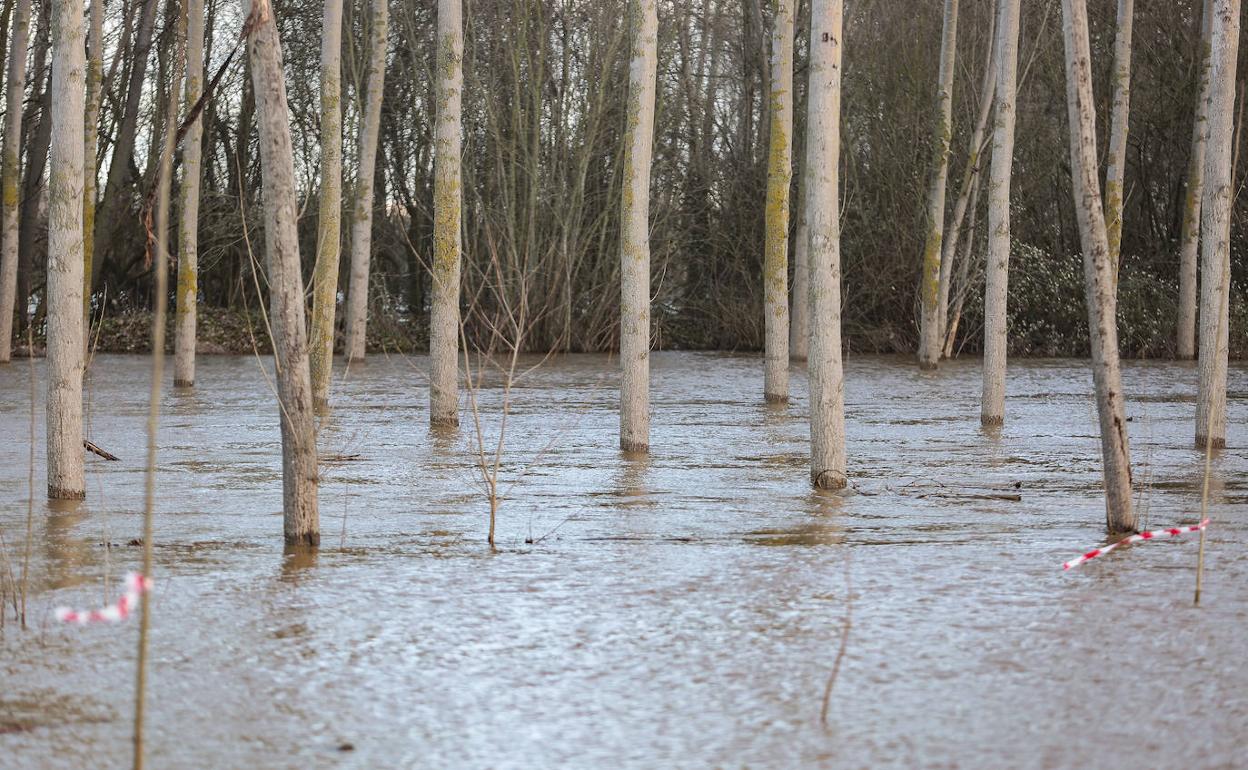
(82, 0, 103, 330)
(789, 166, 809, 361)
(430, 0, 463, 426)
(619, 0, 657, 452)
(308, 0, 343, 411)
(1103, 0, 1133, 275)
(1195, 0, 1240, 450)
(0, 1, 10, 99)
(806, 0, 845, 490)
(0, 0, 30, 363)
(247, 0, 319, 545)
(92, 0, 159, 289)
(1060, 0, 1136, 534)
(762, 0, 794, 403)
(937, 8, 995, 349)
(943, 168, 983, 357)
(1177, 0, 1215, 360)
(918, 0, 959, 370)
(980, 0, 1020, 427)
(46, 0, 86, 500)
(342, 0, 387, 363)
(174, 0, 204, 387)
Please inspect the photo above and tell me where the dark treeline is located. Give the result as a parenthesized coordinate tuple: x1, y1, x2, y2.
(1, 0, 1244, 356)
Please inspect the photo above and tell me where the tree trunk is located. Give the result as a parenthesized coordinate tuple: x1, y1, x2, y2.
(91, 0, 159, 290)
(762, 0, 794, 403)
(1195, 0, 1240, 450)
(46, 0, 86, 499)
(789, 163, 809, 361)
(1060, 0, 1136, 534)
(308, 0, 343, 411)
(0, 0, 30, 362)
(430, 0, 463, 427)
(943, 168, 983, 358)
(980, 0, 1020, 427)
(1177, 0, 1215, 360)
(937, 7, 995, 349)
(806, 0, 845, 490)
(174, 0, 204, 387)
(82, 0, 103, 331)
(1103, 0, 1134, 275)
(918, 0, 959, 370)
(619, 0, 657, 452)
(247, 0, 319, 546)
(342, 0, 387, 363)
(17, 56, 51, 328)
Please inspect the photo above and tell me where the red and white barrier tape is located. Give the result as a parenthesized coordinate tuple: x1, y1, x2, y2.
(1062, 519, 1209, 570)
(54, 572, 153, 624)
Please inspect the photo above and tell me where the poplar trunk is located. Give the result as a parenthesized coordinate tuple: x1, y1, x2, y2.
(918, 0, 959, 370)
(937, 10, 995, 348)
(430, 0, 463, 426)
(47, 0, 86, 499)
(789, 166, 809, 361)
(1195, 0, 1240, 450)
(82, 0, 103, 331)
(342, 0, 387, 363)
(1061, 0, 1136, 534)
(174, 0, 205, 387)
(762, 0, 794, 403)
(806, 0, 846, 489)
(308, 0, 343, 411)
(1177, 0, 1215, 360)
(619, 0, 657, 452)
(0, 0, 30, 363)
(247, 0, 320, 545)
(981, 0, 1021, 426)
(1103, 0, 1134, 275)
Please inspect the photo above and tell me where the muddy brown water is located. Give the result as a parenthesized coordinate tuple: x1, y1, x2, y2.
(1, 353, 1245, 768)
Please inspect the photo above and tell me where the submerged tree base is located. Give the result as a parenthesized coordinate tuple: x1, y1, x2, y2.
(1195, 434, 1227, 450)
(812, 470, 848, 490)
(620, 440, 649, 454)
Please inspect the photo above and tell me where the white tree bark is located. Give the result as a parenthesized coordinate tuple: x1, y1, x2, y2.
(309, 0, 343, 412)
(980, 0, 1020, 426)
(174, 0, 205, 387)
(918, 0, 959, 370)
(1103, 0, 1134, 274)
(619, 0, 657, 452)
(1177, 0, 1215, 360)
(937, 9, 995, 348)
(806, 0, 846, 490)
(343, 0, 387, 363)
(247, 0, 319, 545)
(1060, 0, 1136, 534)
(762, 0, 794, 403)
(1195, 0, 1240, 450)
(0, 0, 30, 363)
(430, 0, 463, 427)
(46, 0, 86, 499)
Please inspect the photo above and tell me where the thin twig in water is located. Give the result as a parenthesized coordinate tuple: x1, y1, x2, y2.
(820, 549, 853, 729)
(20, 322, 35, 627)
(1194, 237, 1234, 605)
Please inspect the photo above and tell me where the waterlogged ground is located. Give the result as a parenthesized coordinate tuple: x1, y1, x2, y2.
(1, 352, 1246, 769)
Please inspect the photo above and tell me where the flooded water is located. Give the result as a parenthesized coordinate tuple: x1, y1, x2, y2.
(1, 352, 1245, 768)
